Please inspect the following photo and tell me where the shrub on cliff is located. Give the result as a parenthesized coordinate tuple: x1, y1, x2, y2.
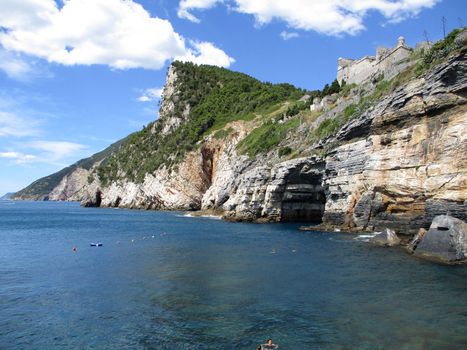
(95, 62, 305, 184)
(423, 28, 463, 65)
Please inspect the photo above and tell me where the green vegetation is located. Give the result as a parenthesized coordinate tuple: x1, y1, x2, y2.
(237, 118, 300, 158)
(278, 146, 293, 157)
(309, 96, 371, 143)
(306, 78, 344, 105)
(339, 82, 357, 97)
(320, 79, 342, 97)
(423, 28, 463, 66)
(307, 27, 466, 146)
(13, 137, 128, 198)
(95, 61, 305, 184)
(284, 101, 307, 117)
(213, 127, 234, 140)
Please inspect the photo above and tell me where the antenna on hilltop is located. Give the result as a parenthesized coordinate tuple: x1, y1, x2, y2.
(423, 30, 430, 44)
(441, 16, 447, 39)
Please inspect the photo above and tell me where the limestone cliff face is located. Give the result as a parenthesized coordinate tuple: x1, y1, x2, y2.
(82, 120, 251, 210)
(157, 65, 191, 136)
(48, 167, 91, 201)
(321, 53, 466, 234)
(202, 51, 467, 234)
(17, 46, 466, 238)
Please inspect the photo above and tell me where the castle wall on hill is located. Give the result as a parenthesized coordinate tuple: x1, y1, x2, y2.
(337, 36, 413, 86)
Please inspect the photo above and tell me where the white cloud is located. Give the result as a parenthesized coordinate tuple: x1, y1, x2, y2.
(177, 0, 223, 23)
(233, 0, 439, 35)
(0, 111, 41, 137)
(0, 151, 37, 164)
(1, 140, 87, 166)
(0, 48, 52, 81)
(26, 140, 86, 162)
(138, 87, 164, 102)
(177, 0, 438, 35)
(176, 41, 235, 67)
(0, 49, 33, 80)
(0, 0, 234, 70)
(280, 31, 299, 40)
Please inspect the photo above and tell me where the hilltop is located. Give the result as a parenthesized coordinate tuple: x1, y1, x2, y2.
(14, 29, 467, 239)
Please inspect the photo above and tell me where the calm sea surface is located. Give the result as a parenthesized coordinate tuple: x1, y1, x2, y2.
(0, 201, 466, 349)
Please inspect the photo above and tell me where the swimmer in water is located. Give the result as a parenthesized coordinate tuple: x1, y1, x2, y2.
(72, 245, 77, 252)
(261, 339, 278, 349)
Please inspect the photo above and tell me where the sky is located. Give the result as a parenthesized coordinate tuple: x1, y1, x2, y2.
(0, 0, 465, 195)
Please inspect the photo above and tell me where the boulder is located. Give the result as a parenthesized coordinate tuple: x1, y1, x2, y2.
(369, 228, 401, 247)
(407, 228, 427, 253)
(412, 215, 467, 264)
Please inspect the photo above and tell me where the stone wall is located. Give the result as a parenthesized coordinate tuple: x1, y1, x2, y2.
(337, 36, 412, 85)
(337, 56, 375, 85)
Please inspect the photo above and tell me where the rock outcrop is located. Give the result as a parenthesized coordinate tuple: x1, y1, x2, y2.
(13, 38, 467, 242)
(369, 228, 401, 247)
(47, 167, 91, 201)
(410, 215, 467, 264)
(321, 51, 467, 235)
(220, 157, 326, 222)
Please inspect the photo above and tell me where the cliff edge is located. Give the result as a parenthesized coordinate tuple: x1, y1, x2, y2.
(14, 29, 467, 239)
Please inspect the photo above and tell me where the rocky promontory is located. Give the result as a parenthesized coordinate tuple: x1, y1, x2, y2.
(13, 30, 467, 258)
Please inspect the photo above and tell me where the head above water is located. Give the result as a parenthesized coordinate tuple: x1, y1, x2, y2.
(267, 339, 273, 345)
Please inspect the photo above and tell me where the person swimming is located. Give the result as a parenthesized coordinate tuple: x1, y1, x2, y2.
(261, 339, 278, 349)
(72, 245, 77, 252)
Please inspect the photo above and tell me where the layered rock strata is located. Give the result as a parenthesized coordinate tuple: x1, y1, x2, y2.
(16, 50, 467, 240)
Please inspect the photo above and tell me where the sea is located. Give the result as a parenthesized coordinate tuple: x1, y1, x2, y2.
(1, 201, 466, 349)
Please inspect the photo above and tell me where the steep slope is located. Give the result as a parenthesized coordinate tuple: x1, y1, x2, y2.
(0, 192, 14, 200)
(15, 29, 467, 238)
(12, 137, 129, 200)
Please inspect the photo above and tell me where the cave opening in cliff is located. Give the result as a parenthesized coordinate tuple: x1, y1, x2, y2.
(280, 164, 326, 223)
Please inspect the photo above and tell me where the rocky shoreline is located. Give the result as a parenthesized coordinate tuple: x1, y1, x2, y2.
(12, 34, 467, 265)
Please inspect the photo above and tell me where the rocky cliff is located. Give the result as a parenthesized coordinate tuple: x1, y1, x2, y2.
(14, 30, 467, 239)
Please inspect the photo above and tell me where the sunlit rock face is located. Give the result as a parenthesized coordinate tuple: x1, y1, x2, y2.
(23, 51, 467, 238)
(322, 52, 467, 235)
(411, 215, 467, 264)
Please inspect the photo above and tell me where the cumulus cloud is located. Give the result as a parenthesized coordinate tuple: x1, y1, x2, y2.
(0, 0, 234, 70)
(0, 151, 37, 164)
(177, 0, 223, 23)
(138, 87, 164, 102)
(177, 0, 438, 35)
(176, 41, 235, 67)
(234, 0, 439, 35)
(280, 31, 299, 40)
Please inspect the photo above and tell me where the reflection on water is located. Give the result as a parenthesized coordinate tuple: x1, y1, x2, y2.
(0, 201, 466, 349)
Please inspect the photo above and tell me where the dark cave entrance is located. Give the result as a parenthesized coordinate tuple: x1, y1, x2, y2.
(280, 163, 326, 223)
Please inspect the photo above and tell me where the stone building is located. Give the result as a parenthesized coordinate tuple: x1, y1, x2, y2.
(337, 36, 413, 85)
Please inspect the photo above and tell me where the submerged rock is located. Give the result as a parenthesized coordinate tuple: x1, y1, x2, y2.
(369, 228, 401, 247)
(412, 215, 467, 264)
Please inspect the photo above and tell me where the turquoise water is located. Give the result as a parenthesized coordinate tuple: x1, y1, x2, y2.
(0, 201, 466, 349)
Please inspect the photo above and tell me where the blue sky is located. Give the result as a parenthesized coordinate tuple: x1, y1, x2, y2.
(0, 0, 465, 195)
